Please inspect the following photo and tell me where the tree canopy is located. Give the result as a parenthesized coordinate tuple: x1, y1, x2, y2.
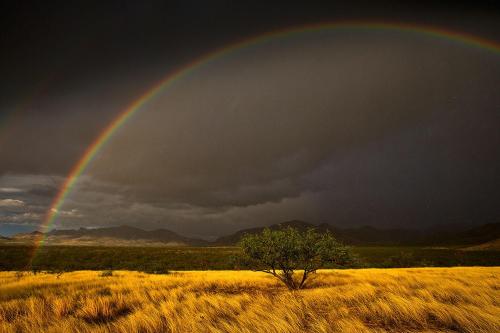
(239, 227, 353, 289)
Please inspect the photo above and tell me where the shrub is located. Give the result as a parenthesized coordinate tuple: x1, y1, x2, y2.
(99, 270, 114, 277)
(239, 227, 353, 289)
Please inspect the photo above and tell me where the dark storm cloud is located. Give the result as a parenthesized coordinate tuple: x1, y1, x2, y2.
(1, 1, 499, 105)
(27, 185, 59, 198)
(28, 31, 493, 237)
(0, 68, 163, 175)
(0, 174, 87, 231)
(1, 2, 499, 237)
(86, 33, 500, 208)
(0, 174, 56, 226)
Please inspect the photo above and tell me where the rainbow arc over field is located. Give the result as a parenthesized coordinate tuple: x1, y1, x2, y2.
(28, 20, 500, 263)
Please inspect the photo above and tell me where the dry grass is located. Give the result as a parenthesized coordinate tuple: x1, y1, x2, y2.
(0, 267, 498, 332)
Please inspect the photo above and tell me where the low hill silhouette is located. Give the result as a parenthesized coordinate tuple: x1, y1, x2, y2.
(214, 220, 500, 247)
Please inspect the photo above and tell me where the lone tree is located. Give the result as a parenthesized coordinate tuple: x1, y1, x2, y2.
(239, 227, 353, 290)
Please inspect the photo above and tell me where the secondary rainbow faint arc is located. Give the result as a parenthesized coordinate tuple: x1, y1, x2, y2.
(35, 21, 500, 249)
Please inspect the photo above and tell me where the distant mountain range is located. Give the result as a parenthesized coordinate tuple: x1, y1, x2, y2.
(3, 225, 208, 247)
(1, 220, 498, 248)
(213, 220, 500, 247)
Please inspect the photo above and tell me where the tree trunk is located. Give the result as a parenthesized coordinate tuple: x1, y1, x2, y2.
(298, 270, 308, 289)
(283, 272, 297, 290)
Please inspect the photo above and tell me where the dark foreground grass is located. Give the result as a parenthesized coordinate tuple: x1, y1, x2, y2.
(0, 245, 498, 272)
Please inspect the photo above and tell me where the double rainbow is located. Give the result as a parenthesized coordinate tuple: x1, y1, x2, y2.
(30, 21, 500, 262)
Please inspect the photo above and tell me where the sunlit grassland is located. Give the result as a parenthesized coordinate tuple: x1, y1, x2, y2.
(0, 267, 499, 332)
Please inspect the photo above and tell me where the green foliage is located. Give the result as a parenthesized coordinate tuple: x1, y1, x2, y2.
(240, 227, 354, 289)
(140, 265, 170, 274)
(100, 270, 114, 277)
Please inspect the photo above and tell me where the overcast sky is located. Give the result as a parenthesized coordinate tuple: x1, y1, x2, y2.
(1, 2, 499, 238)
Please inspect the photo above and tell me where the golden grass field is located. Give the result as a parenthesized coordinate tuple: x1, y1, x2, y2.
(0, 268, 499, 333)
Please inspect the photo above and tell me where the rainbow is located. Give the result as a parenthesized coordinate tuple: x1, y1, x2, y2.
(29, 20, 500, 263)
